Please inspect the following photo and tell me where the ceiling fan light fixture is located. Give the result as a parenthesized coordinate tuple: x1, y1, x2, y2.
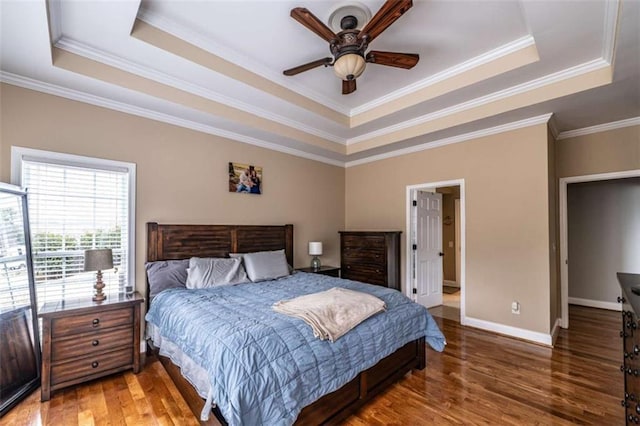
(333, 53, 366, 80)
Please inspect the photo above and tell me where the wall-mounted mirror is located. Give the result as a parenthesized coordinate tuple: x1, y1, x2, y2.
(0, 182, 41, 416)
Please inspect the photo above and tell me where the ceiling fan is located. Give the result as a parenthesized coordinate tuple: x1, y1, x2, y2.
(283, 0, 419, 95)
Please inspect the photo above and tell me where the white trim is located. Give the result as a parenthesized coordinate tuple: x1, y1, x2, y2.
(346, 58, 607, 145)
(557, 116, 640, 140)
(135, 8, 350, 115)
(10, 146, 137, 293)
(559, 169, 640, 329)
(443, 280, 458, 287)
(547, 114, 559, 140)
(345, 114, 552, 167)
(47, 0, 63, 44)
(406, 179, 466, 325)
(350, 36, 537, 116)
(568, 297, 622, 312)
(0, 72, 345, 168)
(465, 316, 553, 346)
(602, 0, 621, 65)
(550, 318, 562, 346)
(54, 37, 345, 145)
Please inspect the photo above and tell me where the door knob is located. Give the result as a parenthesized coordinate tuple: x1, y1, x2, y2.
(438, 252, 444, 257)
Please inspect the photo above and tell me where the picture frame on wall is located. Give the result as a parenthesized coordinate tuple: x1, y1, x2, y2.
(229, 162, 262, 194)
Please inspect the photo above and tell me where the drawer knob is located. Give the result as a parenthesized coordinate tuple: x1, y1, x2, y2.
(92, 340, 99, 346)
(92, 318, 100, 327)
(91, 361, 99, 368)
(635, 345, 640, 355)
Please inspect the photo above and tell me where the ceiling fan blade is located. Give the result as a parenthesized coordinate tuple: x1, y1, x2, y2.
(360, 0, 413, 43)
(342, 79, 357, 95)
(283, 57, 333, 76)
(290, 8, 338, 43)
(366, 51, 419, 69)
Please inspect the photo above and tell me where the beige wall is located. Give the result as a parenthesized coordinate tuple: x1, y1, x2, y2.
(547, 127, 559, 333)
(556, 125, 640, 178)
(346, 124, 553, 334)
(0, 84, 346, 298)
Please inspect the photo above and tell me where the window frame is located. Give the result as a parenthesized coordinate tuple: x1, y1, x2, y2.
(11, 146, 136, 296)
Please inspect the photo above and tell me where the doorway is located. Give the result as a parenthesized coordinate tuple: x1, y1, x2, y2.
(406, 179, 466, 324)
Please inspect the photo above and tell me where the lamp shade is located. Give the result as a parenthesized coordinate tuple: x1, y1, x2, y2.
(333, 53, 366, 80)
(84, 248, 113, 272)
(308, 242, 323, 256)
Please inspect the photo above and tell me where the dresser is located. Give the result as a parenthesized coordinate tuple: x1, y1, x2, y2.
(39, 292, 144, 401)
(618, 273, 640, 424)
(339, 231, 401, 290)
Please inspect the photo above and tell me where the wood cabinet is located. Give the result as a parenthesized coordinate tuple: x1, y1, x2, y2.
(618, 273, 640, 424)
(39, 292, 144, 401)
(339, 231, 401, 290)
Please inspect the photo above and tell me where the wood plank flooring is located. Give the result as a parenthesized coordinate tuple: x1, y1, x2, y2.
(2, 305, 623, 425)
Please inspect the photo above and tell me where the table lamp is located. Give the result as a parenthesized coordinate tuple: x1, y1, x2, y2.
(308, 242, 323, 271)
(84, 248, 113, 302)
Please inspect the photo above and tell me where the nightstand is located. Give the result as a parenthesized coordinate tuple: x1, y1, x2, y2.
(39, 292, 144, 401)
(296, 266, 341, 277)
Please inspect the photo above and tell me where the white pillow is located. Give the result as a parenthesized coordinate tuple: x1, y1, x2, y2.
(230, 249, 290, 282)
(186, 257, 249, 289)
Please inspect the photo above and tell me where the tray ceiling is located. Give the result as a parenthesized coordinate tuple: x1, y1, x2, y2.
(1, 0, 638, 166)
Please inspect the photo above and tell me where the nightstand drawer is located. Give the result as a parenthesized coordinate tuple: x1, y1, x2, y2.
(51, 327, 133, 362)
(51, 348, 133, 386)
(51, 307, 133, 337)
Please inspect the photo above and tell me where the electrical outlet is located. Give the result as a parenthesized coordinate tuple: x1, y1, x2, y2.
(511, 301, 520, 315)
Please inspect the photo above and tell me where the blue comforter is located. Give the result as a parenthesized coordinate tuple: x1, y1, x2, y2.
(146, 272, 445, 425)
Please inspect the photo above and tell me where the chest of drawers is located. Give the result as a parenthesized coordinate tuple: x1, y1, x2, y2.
(339, 231, 401, 290)
(39, 292, 143, 401)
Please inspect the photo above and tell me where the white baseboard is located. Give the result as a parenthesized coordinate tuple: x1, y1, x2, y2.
(568, 297, 622, 311)
(464, 316, 553, 346)
(443, 280, 459, 287)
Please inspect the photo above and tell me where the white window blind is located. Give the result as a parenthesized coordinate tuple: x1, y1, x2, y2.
(15, 150, 134, 305)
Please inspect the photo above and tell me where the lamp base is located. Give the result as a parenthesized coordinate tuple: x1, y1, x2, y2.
(93, 270, 107, 302)
(310, 256, 321, 271)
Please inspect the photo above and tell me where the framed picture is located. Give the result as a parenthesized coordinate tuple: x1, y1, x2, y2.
(229, 162, 262, 194)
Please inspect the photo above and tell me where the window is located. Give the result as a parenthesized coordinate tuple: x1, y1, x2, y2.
(12, 147, 135, 305)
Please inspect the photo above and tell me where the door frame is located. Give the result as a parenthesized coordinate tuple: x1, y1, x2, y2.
(559, 169, 640, 329)
(406, 179, 466, 324)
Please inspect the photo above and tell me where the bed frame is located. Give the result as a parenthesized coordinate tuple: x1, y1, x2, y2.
(146, 222, 426, 425)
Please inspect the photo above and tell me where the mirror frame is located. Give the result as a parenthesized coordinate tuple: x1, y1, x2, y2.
(0, 182, 41, 416)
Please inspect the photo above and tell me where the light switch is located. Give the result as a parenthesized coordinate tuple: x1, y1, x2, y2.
(448, 241, 454, 248)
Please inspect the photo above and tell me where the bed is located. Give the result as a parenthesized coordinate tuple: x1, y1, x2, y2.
(145, 222, 445, 425)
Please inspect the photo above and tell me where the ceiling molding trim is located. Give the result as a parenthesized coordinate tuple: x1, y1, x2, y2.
(556, 116, 640, 140)
(602, 0, 621, 64)
(136, 7, 350, 116)
(547, 114, 559, 140)
(54, 37, 346, 145)
(0, 71, 346, 167)
(350, 35, 537, 117)
(346, 58, 609, 145)
(345, 114, 553, 168)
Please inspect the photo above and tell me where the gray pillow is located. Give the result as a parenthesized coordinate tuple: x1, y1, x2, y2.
(186, 257, 249, 289)
(230, 249, 290, 282)
(145, 259, 189, 297)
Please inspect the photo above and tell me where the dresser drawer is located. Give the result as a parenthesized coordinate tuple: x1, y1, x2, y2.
(51, 327, 133, 362)
(341, 234, 385, 249)
(342, 266, 387, 286)
(51, 307, 133, 337)
(51, 348, 133, 386)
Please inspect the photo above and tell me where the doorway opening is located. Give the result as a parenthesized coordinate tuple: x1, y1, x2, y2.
(406, 179, 466, 324)
(559, 169, 640, 328)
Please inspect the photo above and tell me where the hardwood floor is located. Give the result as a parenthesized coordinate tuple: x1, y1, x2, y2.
(3, 305, 622, 425)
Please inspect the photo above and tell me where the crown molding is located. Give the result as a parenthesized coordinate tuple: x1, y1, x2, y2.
(54, 37, 346, 145)
(0, 71, 346, 167)
(136, 7, 351, 116)
(345, 113, 553, 167)
(350, 35, 537, 116)
(47, 0, 63, 44)
(602, 0, 621, 65)
(346, 58, 609, 145)
(548, 114, 559, 139)
(556, 116, 640, 140)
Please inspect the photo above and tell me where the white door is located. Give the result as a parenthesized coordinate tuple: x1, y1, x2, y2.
(455, 198, 461, 285)
(415, 191, 443, 308)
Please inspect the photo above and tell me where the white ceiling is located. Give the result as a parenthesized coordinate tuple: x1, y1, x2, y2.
(1, 0, 638, 166)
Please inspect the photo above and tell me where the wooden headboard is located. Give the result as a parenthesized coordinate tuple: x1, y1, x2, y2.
(146, 222, 294, 300)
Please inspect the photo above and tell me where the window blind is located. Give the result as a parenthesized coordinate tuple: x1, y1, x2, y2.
(21, 159, 131, 304)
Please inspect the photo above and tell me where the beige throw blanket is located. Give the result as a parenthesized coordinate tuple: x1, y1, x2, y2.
(272, 287, 386, 342)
